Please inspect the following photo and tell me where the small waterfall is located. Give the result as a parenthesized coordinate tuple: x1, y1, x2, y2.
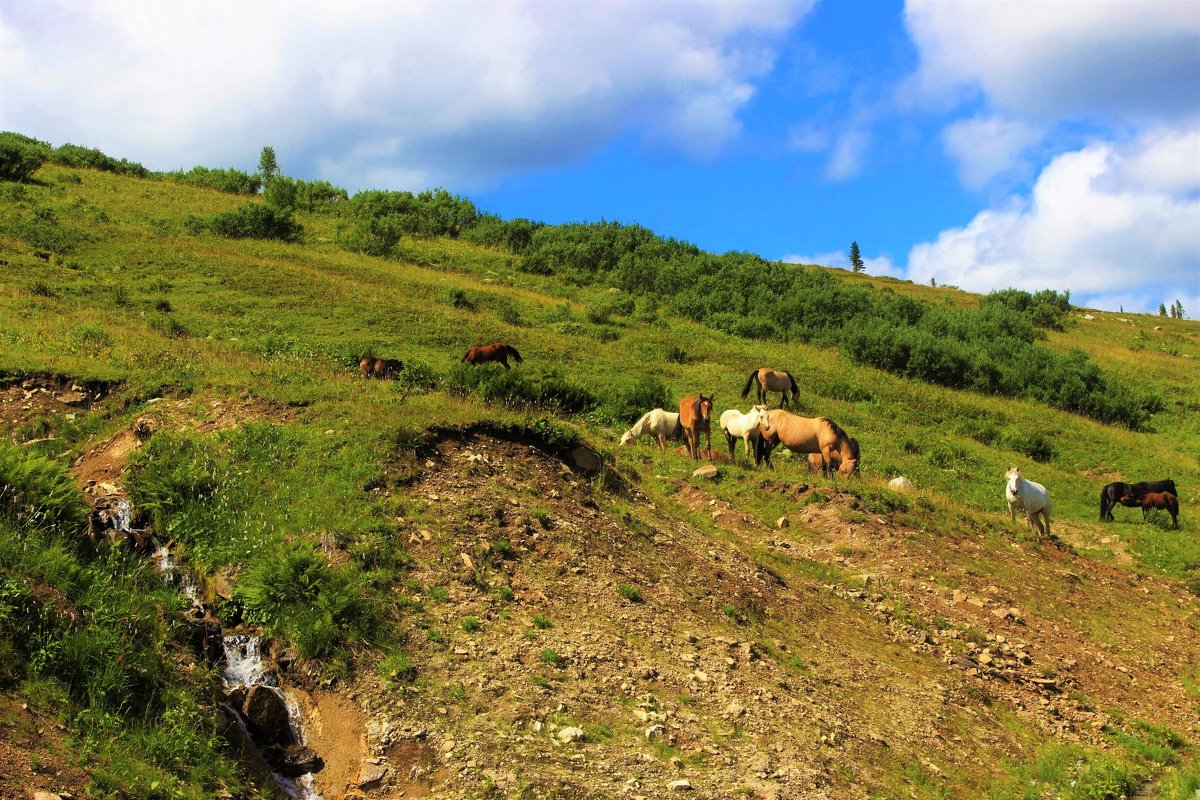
(150, 544, 203, 609)
(222, 636, 323, 800)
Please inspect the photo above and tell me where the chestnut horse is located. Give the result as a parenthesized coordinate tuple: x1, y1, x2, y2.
(679, 395, 714, 460)
(359, 356, 404, 379)
(755, 410, 857, 475)
(741, 368, 799, 409)
(463, 342, 523, 369)
(1100, 479, 1177, 521)
(1120, 490, 1179, 529)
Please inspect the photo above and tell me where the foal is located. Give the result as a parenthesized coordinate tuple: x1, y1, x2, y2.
(1120, 491, 1179, 529)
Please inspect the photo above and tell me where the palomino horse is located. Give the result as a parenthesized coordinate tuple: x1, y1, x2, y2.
(679, 395, 714, 460)
(806, 437, 859, 474)
(1120, 490, 1179, 528)
(1005, 467, 1051, 536)
(718, 405, 771, 463)
(755, 410, 857, 475)
(463, 342, 523, 369)
(359, 356, 404, 379)
(620, 409, 685, 449)
(741, 368, 799, 409)
(1100, 479, 1177, 521)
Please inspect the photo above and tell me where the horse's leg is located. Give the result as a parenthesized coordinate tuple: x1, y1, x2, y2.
(705, 427, 712, 461)
(724, 431, 736, 461)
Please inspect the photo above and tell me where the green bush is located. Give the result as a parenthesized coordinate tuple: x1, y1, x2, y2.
(0, 442, 88, 538)
(165, 165, 260, 194)
(0, 131, 49, 182)
(604, 376, 670, 423)
(190, 202, 302, 242)
(443, 364, 596, 414)
(17, 207, 84, 254)
(50, 143, 148, 177)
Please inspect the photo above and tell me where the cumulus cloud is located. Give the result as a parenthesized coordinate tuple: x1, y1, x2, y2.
(942, 115, 1042, 189)
(904, 0, 1200, 121)
(907, 127, 1200, 312)
(0, 0, 811, 189)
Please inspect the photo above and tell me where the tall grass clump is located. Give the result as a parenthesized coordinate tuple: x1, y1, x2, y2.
(0, 441, 88, 535)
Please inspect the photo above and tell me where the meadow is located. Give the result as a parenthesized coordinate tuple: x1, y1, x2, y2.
(1, 143, 1198, 799)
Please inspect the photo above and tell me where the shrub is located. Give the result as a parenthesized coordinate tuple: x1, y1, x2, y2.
(538, 648, 562, 666)
(1004, 430, 1055, 463)
(0, 443, 89, 536)
(604, 376, 670, 423)
(532, 615, 552, 629)
(193, 203, 302, 242)
(460, 616, 481, 633)
(165, 166, 260, 195)
(50, 143, 148, 177)
(618, 584, 643, 603)
(17, 208, 83, 254)
(0, 132, 49, 182)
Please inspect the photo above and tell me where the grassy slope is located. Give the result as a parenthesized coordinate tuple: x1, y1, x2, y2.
(2, 162, 1199, 798)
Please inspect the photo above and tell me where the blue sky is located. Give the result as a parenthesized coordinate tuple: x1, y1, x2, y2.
(2, 0, 1197, 313)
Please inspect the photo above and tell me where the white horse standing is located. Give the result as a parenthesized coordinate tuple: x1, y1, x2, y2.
(719, 405, 771, 463)
(1005, 466, 1051, 536)
(620, 409, 684, 449)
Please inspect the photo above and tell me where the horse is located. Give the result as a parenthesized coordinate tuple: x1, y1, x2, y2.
(755, 410, 858, 475)
(620, 409, 684, 449)
(463, 343, 523, 369)
(359, 356, 404, 379)
(1119, 490, 1179, 529)
(1005, 466, 1051, 537)
(741, 368, 800, 409)
(718, 405, 771, 463)
(678, 395, 714, 460)
(806, 437, 860, 474)
(1100, 479, 1177, 521)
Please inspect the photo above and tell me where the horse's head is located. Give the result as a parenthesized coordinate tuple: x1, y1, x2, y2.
(839, 457, 859, 476)
(620, 430, 634, 446)
(698, 395, 713, 421)
(751, 404, 771, 430)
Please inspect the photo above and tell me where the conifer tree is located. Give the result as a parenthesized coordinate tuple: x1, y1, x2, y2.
(1159, 302, 1168, 317)
(258, 146, 279, 183)
(849, 241, 864, 273)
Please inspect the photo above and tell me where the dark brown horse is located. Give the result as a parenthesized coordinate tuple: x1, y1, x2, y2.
(741, 367, 799, 409)
(463, 342, 523, 369)
(1100, 479, 1177, 521)
(679, 395, 714, 460)
(359, 356, 404, 379)
(1120, 490, 1179, 529)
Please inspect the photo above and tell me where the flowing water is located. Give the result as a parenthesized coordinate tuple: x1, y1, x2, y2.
(149, 544, 203, 609)
(222, 635, 322, 800)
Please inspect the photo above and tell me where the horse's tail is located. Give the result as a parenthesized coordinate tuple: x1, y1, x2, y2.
(672, 418, 684, 440)
(462, 350, 471, 363)
(788, 373, 799, 396)
(741, 371, 757, 399)
(506, 345, 523, 364)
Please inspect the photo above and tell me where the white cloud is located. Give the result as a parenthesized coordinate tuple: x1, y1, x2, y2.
(907, 127, 1200, 312)
(942, 115, 1042, 189)
(904, 0, 1200, 121)
(823, 130, 870, 181)
(0, 0, 812, 189)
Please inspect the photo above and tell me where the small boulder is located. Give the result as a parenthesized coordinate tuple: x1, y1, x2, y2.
(357, 760, 388, 788)
(888, 476, 915, 492)
(241, 685, 293, 746)
(569, 446, 602, 474)
(775, 516, 789, 529)
(667, 779, 694, 791)
(264, 744, 324, 777)
(691, 464, 718, 480)
(557, 726, 585, 744)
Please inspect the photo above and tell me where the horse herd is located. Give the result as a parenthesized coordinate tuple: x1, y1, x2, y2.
(363, 344, 1183, 531)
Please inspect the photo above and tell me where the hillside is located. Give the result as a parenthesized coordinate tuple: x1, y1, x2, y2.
(1, 155, 1198, 800)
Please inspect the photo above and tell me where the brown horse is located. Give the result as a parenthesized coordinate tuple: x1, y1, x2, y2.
(805, 437, 859, 474)
(678, 395, 714, 460)
(1120, 490, 1179, 529)
(741, 367, 799, 409)
(359, 356, 404, 379)
(756, 410, 858, 475)
(463, 342, 523, 369)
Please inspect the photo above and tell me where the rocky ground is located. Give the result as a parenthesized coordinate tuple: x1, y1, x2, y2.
(3, 378, 1197, 799)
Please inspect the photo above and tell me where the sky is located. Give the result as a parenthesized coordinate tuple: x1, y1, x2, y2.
(2, 0, 1198, 314)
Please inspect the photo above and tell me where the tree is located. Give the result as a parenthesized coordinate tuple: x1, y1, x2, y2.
(1174, 300, 1185, 319)
(258, 146, 279, 182)
(849, 241, 864, 273)
(1159, 303, 1168, 317)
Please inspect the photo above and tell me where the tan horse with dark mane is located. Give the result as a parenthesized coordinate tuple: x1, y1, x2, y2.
(756, 410, 858, 475)
(679, 395, 714, 460)
(463, 342, 523, 369)
(359, 356, 404, 379)
(741, 368, 800, 409)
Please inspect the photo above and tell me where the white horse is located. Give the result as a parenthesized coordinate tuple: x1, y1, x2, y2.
(620, 409, 684, 449)
(1005, 466, 1051, 536)
(719, 405, 771, 463)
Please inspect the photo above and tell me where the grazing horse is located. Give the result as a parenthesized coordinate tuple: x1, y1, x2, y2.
(741, 368, 800, 409)
(463, 342, 523, 369)
(718, 405, 771, 463)
(756, 410, 858, 475)
(620, 409, 685, 449)
(1100, 479, 1177, 521)
(1005, 467, 1051, 536)
(359, 356, 404, 379)
(806, 437, 860, 475)
(678, 395, 714, 460)
(1120, 490, 1179, 529)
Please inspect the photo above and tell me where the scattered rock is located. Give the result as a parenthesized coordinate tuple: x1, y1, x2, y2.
(667, 779, 694, 791)
(263, 744, 324, 778)
(645, 724, 666, 740)
(557, 726, 585, 744)
(888, 476, 915, 492)
(357, 760, 388, 788)
(570, 446, 602, 474)
(775, 516, 789, 529)
(692, 464, 718, 480)
(241, 685, 293, 746)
